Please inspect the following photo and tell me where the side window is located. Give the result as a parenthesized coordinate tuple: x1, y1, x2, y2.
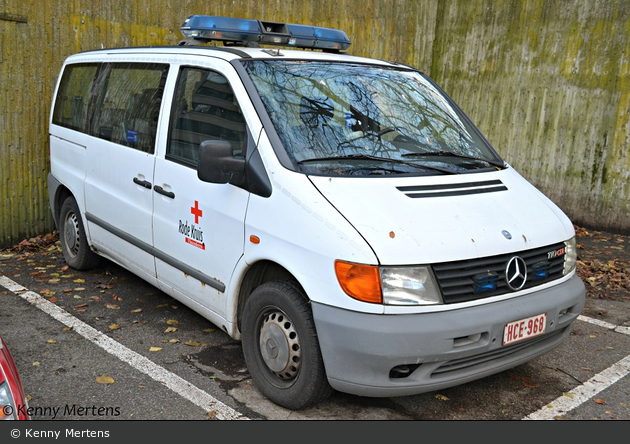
(167, 67, 247, 166)
(91, 63, 168, 153)
(52, 63, 100, 132)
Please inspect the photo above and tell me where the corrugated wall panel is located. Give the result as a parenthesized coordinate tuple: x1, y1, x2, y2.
(0, 0, 628, 248)
(428, 0, 629, 233)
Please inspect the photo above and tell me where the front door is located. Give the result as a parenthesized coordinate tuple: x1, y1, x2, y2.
(152, 65, 252, 319)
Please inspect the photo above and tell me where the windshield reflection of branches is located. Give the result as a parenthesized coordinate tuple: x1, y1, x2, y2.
(373, 75, 478, 157)
(244, 61, 494, 171)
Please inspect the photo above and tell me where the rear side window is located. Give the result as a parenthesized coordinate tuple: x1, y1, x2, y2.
(52, 62, 168, 154)
(52, 63, 100, 132)
(91, 63, 168, 153)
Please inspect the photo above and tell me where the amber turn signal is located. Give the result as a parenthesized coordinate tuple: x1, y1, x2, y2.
(334, 260, 382, 304)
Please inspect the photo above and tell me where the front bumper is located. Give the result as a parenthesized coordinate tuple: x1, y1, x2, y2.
(312, 274, 585, 397)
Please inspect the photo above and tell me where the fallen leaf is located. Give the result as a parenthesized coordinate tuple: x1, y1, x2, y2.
(164, 327, 177, 333)
(434, 394, 449, 401)
(184, 341, 201, 347)
(594, 398, 606, 405)
(32, 361, 40, 366)
(105, 304, 120, 310)
(46, 339, 57, 344)
(149, 347, 163, 352)
(95, 283, 113, 290)
(131, 308, 142, 313)
(96, 375, 115, 384)
(166, 319, 179, 325)
(73, 278, 85, 283)
(109, 324, 120, 330)
(563, 392, 575, 399)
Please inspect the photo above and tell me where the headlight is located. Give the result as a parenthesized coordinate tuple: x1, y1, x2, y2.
(0, 381, 17, 420)
(563, 236, 577, 275)
(335, 260, 443, 305)
(380, 266, 442, 305)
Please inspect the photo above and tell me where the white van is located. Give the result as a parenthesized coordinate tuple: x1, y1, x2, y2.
(48, 15, 586, 410)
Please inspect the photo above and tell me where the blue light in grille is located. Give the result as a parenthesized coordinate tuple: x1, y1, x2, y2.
(473, 272, 499, 293)
(531, 261, 551, 280)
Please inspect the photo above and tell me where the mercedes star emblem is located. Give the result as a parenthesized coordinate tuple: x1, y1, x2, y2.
(505, 256, 527, 290)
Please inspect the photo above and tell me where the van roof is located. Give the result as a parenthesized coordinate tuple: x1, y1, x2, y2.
(67, 44, 396, 67)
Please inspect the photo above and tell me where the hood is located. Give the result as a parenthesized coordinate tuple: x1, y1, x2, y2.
(309, 169, 575, 265)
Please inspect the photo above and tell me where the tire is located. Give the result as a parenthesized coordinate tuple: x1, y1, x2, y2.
(241, 281, 333, 410)
(59, 196, 99, 270)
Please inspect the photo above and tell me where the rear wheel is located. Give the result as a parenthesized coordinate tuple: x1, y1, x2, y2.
(59, 196, 99, 270)
(241, 281, 333, 410)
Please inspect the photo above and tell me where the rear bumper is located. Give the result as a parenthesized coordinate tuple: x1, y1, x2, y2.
(312, 274, 585, 397)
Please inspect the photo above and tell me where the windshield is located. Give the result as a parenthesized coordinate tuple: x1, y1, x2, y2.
(244, 60, 504, 176)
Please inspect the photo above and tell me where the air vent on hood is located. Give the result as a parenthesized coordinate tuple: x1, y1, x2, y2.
(397, 179, 507, 198)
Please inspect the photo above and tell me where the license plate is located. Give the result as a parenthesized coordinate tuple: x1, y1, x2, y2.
(503, 313, 547, 346)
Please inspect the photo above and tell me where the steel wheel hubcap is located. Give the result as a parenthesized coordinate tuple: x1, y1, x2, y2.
(63, 213, 80, 257)
(259, 310, 301, 379)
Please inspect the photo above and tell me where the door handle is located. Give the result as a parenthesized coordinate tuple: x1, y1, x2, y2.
(133, 177, 152, 189)
(154, 185, 175, 199)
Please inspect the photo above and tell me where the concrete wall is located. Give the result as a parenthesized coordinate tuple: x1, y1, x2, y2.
(0, 0, 628, 247)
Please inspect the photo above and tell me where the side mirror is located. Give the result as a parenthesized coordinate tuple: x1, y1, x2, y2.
(197, 140, 245, 185)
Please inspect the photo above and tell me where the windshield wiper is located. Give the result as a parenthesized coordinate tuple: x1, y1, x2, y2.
(402, 151, 504, 169)
(297, 154, 458, 174)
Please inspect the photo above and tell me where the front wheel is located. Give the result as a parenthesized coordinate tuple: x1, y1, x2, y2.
(241, 281, 333, 410)
(59, 196, 99, 270)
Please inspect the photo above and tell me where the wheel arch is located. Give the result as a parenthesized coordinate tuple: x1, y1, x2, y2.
(51, 185, 74, 229)
(236, 260, 304, 333)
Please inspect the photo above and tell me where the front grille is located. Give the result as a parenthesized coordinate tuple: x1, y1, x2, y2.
(433, 242, 566, 304)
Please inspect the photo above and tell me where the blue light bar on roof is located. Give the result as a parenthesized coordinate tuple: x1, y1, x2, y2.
(180, 15, 351, 51)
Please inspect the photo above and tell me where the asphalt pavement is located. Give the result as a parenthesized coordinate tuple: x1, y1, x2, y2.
(0, 228, 628, 425)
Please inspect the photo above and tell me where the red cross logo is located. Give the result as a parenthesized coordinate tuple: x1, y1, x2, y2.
(191, 200, 203, 224)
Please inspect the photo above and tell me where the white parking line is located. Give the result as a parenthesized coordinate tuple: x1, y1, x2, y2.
(524, 354, 630, 420)
(524, 315, 630, 420)
(0, 276, 247, 421)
